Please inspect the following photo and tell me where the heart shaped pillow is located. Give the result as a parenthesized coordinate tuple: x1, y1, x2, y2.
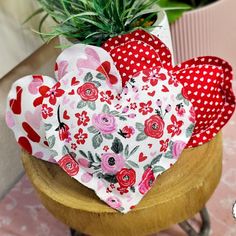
(101, 29, 236, 147)
(6, 45, 123, 162)
(41, 65, 195, 213)
(5, 75, 57, 162)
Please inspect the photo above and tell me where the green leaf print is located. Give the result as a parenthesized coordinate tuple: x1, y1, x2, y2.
(47, 135, 55, 148)
(44, 123, 52, 131)
(92, 133, 103, 149)
(88, 126, 98, 134)
(136, 132, 148, 141)
(111, 137, 123, 154)
(176, 93, 183, 100)
(77, 100, 87, 109)
(135, 122, 144, 132)
(152, 166, 165, 173)
(186, 123, 195, 137)
(96, 73, 106, 80)
(151, 154, 162, 166)
(124, 145, 129, 157)
(164, 151, 173, 159)
(79, 150, 88, 158)
(103, 134, 113, 139)
(129, 146, 140, 157)
(84, 72, 93, 82)
(102, 104, 110, 113)
(92, 81, 101, 87)
(127, 160, 139, 168)
(88, 101, 96, 110)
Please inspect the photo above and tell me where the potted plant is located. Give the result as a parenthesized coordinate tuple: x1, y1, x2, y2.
(26, 0, 192, 54)
(160, 0, 235, 66)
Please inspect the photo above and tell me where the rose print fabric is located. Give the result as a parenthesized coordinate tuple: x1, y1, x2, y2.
(41, 67, 194, 213)
(102, 29, 236, 147)
(6, 44, 123, 163)
(5, 28, 235, 213)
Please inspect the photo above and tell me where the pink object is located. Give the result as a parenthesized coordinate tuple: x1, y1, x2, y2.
(170, 0, 236, 70)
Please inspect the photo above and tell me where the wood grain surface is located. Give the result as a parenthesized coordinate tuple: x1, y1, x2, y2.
(22, 133, 223, 236)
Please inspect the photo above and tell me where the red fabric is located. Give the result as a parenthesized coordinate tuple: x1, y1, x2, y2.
(173, 56, 235, 147)
(102, 29, 235, 148)
(102, 29, 172, 87)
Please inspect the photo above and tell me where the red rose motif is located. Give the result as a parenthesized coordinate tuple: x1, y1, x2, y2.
(58, 154, 79, 176)
(116, 168, 136, 189)
(77, 82, 98, 101)
(138, 167, 155, 195)
(167, 115, 183, 137)
(144, 115, 164, 139)
(139, 101, 153, 115)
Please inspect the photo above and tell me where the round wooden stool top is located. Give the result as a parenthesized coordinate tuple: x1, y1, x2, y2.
(21, 133, 223, 236)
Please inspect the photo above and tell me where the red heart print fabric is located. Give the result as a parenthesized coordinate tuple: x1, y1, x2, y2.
(102, 29, 235, 147)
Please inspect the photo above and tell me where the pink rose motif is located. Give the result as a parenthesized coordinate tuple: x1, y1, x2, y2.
(106, 196, 122, 209)
(138, 167, 155, 195)
(92, 113, 117, 134)
(101, 153, 125, 174)
(172, 141, 186, 159)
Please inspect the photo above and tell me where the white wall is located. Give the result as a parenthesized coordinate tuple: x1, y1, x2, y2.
(0, 0, 52, 199)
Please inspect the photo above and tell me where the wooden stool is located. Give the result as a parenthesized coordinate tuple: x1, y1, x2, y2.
(21, 133, 223, 236)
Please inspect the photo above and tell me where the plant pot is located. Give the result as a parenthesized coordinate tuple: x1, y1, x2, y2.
(59, 10, 174, 57)
(171, 0, 236, 68)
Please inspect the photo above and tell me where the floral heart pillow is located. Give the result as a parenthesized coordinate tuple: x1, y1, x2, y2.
(6, 45, 123, 163)
(101, 29, 236, 148)
(41, 63, 195, 212)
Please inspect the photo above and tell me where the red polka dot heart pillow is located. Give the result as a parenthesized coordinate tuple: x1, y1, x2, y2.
(101, 29, 236, 147)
